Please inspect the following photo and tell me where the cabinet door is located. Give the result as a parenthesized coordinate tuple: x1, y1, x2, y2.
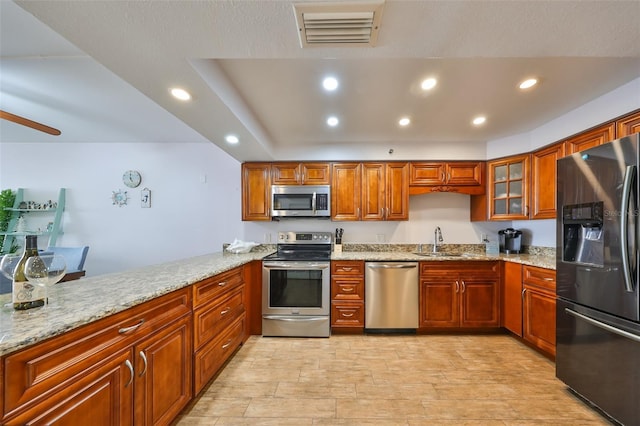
(616, 110, 640, 137)
(502, 262, 523, 336)
(488, 154, 530, 220)
(5, 350, 134, 426)
(564, 123, 615, 155)
(523, 285, 556, 357)
(361, 163, 386, 220)
(385, 162, 409, 220)
(531, 143, 564, 219)
(241, 163, 271, 221)
(446, 162, 483, 186)
(134, 315, 192, 426)
(271, 163, 300, 185)
(459, 275, 500, 328)
(300, 162, 331, 184)
(409, 162, 446, 185)
(419, 278, 458, 328)
(331, 163, 361, 221)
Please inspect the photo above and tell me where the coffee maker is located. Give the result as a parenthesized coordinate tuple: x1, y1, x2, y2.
(498, 228, 522, 254)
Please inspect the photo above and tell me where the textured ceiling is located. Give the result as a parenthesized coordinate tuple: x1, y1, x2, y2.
(1, 0, 640, 162)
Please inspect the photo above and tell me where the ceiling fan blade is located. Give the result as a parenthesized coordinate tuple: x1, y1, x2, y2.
(0, 110, 61, 136)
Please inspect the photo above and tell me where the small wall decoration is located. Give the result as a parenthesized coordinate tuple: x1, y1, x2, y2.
(141, 188, 151, 208)
(112, 189, 128, 207)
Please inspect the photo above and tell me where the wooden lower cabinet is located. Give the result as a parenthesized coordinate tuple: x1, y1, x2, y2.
(192, 266, 247, 394)
(331, 260, 365, 332)
(522, 265, 556, 357)
(502, 262, 523, 336)
(4, 349, 134, 425)
(135, 315, 192, 425)
(2, 288, 192, 425)
(419, 261, 500, 329)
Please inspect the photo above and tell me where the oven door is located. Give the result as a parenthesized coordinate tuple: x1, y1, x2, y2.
(262, 261, 330, 316)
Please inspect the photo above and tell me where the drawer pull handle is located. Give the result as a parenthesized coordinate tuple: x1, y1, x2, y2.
(222, 339, 233, 349)
(543, 277, 554, 281)
(139, 351, 147, 377)
(125, 359, 134, 387)
(342, 312, 354, 317)
(218, 281, 227, 287)
(220, 307, 232, 315)
(342, 287, 355, 292)
(341, 267, 353, 272)
(119, 319, 145, 334)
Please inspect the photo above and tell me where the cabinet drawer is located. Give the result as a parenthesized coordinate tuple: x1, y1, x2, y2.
(194, 286, 245, 350)
(331, 261, 365, 276)
(3, 288, 190, 417)
(522, 265, 556, 293)
(331, 277, 364, 300)
(420, 261, 499, 276)
(193, 267, 244, 308)
(331, 302, 365, 327)
(194, 314, 245, 394)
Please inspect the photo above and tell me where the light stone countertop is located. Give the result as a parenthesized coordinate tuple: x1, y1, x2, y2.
(0, 248, 554, 357)
(0, 251, 265, 357)
(332, 251, 556, 270)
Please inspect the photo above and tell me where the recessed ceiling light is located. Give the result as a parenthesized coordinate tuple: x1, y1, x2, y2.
(399, 117, 411, 126)
(170, 88, 191, 101)
(421, 78, 437, 91)
(323, 77, 339, 91)
(225, 134, 239, 144)
(519, 78, 538, 89)
(472, 116, 486, 126)
(327, 116, 339, 127)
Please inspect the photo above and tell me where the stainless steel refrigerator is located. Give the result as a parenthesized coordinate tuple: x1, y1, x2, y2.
(556, 133, 640, 425)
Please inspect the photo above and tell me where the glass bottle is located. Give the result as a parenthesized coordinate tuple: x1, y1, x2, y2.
(13, 235, 45, 310)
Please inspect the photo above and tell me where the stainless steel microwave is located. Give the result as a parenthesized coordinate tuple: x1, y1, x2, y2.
(271, 185, 331, 218)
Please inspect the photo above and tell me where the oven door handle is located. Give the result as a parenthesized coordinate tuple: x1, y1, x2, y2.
(263, 315, 328, 322)
(263, 263, 329, 270)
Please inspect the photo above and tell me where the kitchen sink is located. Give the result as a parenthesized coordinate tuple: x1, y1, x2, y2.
(413, 252, 463, 257)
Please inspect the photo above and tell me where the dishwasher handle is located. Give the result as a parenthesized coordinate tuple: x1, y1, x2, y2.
(367, 264, 417, 269)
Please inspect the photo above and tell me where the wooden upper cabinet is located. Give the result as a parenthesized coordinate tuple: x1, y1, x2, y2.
(385, 162, 409, 220)
(564, 123, 615, 155)
(531, 143, 564, 220)
(409, 163, 445, 185)
(271, 162, 330, 185)
(332, 162, 409, 221)
(241, 163, 271, 221)
(409, 162, 484, 195)
(332, 163, 362, 221)
(616, 109, 640, 138)
(361, 163, 385, 220)
(487, 154, 530, 220)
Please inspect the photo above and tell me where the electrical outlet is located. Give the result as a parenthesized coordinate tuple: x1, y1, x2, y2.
(480, 233, 487, 242)
(376, 234, 386, 243)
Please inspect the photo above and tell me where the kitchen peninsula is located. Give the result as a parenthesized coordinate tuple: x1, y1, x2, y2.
(0, 246, 554, 425)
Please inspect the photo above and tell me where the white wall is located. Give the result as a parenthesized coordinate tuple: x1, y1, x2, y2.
(242, 193, 505, 246)
(0, 142, 242, 276)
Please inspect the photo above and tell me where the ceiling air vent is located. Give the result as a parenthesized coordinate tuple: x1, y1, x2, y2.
(294, 1, 385, 48)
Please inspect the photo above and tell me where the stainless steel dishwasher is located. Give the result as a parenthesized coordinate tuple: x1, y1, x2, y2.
(365, 262, 419, 332)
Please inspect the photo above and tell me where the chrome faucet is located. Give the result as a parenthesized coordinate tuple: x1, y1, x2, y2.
(433, 227, 443, 253)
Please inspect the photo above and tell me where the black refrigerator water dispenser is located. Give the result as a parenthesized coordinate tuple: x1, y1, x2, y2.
(561, 202, 604, 267)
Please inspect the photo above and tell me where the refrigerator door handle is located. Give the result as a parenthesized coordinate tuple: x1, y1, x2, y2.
(621, 165, 636, 293)
(566, 308, 640, 343)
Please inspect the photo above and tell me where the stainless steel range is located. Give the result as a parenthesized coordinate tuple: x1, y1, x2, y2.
(262, 231, 332, 337)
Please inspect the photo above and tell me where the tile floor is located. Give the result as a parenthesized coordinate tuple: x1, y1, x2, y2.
(175, 334, 612, 425)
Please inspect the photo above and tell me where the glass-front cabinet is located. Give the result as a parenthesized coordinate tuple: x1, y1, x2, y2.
(488, 154, 530, 220)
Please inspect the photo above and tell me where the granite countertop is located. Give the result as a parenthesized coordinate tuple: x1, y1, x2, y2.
(0, 246, 555, 357)
(0, 251, 265, 357)
(331, 251, 556, 270)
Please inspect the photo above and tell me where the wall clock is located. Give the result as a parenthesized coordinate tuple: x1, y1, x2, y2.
(123, 170, 142, 188)
(112, 190, 128, 207)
